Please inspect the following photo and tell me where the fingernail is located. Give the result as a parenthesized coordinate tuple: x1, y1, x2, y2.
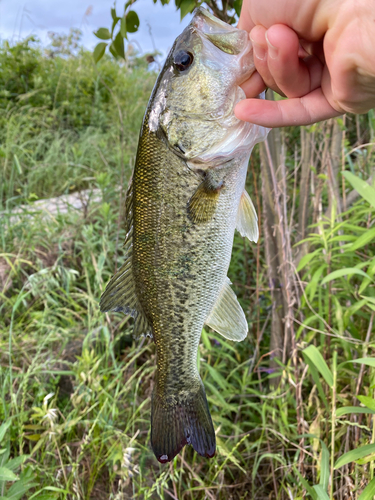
(265, 32, 278, 59)
(251, 41, 266, 61)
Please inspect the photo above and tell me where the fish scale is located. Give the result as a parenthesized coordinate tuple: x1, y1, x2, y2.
(100, 7, 268, 463)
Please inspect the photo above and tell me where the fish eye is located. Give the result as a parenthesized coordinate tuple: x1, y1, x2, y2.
(173, 50, 194, 71)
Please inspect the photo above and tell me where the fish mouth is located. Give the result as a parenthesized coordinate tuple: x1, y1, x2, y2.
(190, 7, 254, 84)
(192, 7, 238, 35)
(191, 7, 249, 56)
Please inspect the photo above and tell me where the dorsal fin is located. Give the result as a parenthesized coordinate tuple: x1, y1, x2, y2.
(236, 190, 259, 243)
(205, 277, 248, 341)
(123, 175, 133, 244)
(100, 176, 151, 338)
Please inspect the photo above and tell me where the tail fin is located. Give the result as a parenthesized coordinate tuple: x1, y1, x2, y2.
(151, 382, 216, 463)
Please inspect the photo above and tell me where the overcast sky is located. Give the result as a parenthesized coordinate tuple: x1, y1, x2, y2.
(0, 0, 193, 57)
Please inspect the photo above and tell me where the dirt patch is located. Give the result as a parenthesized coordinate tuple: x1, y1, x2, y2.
(3, 189, 103, 225)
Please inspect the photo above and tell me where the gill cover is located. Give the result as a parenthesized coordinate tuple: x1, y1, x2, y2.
(150, 8, 267, 162)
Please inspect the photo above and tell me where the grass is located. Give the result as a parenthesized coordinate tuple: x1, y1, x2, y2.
(1, 36, 375, 499)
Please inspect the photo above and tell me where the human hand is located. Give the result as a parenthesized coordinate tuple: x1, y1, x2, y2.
(235, 0, 375, 127)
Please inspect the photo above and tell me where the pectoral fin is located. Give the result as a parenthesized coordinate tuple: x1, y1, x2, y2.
(188, 182, 219, 223)
(205, 278, 248, 341)
(236, 190, 259, 243)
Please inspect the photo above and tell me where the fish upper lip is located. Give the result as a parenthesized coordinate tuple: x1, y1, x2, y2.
(192, 7, 237, 34)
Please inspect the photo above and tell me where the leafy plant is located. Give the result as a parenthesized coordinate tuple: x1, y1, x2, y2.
(0, 420, 38, 500)
(93, 1, 140, 63)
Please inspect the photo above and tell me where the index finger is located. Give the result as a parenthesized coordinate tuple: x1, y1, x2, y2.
(237, 9, 256, 32)
(235, 88, 342, 127)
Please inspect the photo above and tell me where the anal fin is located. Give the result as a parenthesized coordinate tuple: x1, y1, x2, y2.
(100, 245, 136, 315)
(100, 248, 151, 338)
(205, 277, 248, 341)
(236, 190, 259, 243)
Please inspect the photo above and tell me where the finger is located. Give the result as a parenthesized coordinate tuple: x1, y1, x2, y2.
(250, 26, 280, 93)
(240, 71, 267, 98)
(265, 25, 323, 97)
(300, 40, 325, 64)
(234, 88, 342, 128)
(237, 9, 256, 32)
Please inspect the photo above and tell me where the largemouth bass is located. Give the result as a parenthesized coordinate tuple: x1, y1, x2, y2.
(100, 8, 267, 463)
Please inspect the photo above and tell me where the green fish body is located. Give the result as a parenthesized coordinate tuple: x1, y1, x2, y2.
(100, 8, 267, 463)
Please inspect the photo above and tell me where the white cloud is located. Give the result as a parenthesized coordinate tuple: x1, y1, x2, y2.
(0, 0, 193, 56)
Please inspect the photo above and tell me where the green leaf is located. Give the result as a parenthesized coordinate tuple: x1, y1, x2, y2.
(358, 476, 375, 500)
(93, 42, 107, 63)
(6, 475, 38, 500)
(349, 227, 375, 251)
(111, 7, 117, 20)
(334, 443, 375, 469)
(113, 31, 125, 59)
(303, 345, 333, 388)
(321, 267, 370, 285)
(6, 455, 29, 471)
(330, 235, 357, 243)
(179, 0, 196, 20)
(126, 11, 140, 33)
(233, 0, 242, 16)
(93, 28, 111, 40)
(30, 494, 58, 500)
(313, 485, 330, 500)
(29, 487, 68, 500)
(205, 364, 229, 391)
(306, 264, 327, 302)
(336, 406, 375, 417)
(111, 16, 121, 35)
(359, 258, 375, 294)
(356, 453, 375, 465)
(109, 42, 117, 58)
(357, 396, 375, 411)
(201, 329, 211, 350)
(0, 467, 18, 481)
(343, 171, 375, 210)
(13, 154, 22, 174)
(120, 15, 127, 39)
(344, 299, 368, 326)
(24, 434, 41, 441)
(346, 358, 375, 368)
(319, 442, 330, 491)
(303, 354, 329, 409)
(0, 447, 9, 468)
(296, 249, 321, 272)
(361, 296, 375, 306)
(294, 467, 317, 499)
(0, 421, 11, 443)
